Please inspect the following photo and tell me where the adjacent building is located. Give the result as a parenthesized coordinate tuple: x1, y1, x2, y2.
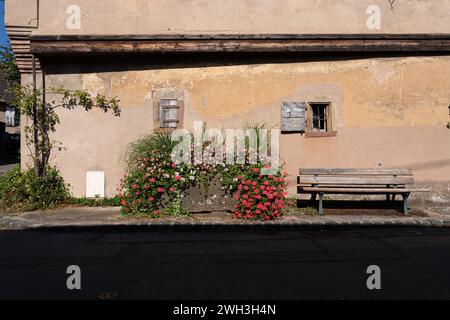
(5, 0, 450, 200)
(0, 70, 20, 162)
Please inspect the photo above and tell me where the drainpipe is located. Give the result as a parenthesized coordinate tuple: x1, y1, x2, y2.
(32, 55, 40, 177)
(41, 66, 46, 177)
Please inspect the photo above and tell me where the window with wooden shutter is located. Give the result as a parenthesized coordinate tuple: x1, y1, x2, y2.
(280, 102, 306, 133)
(159, 98, 180, 128)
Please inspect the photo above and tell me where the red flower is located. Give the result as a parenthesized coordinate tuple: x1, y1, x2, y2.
(121, 199, 127, 206)
(253, 168, 260, 173)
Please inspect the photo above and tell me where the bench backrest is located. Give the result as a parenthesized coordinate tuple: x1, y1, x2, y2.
(298, 168, 414, 186)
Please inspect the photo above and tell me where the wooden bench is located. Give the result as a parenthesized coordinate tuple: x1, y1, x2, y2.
(297, 168, 429, 215)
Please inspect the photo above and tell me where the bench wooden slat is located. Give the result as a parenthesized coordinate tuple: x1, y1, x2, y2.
(299, 168, 412, 175)
(299, 187, 430, 193)
(298, 175, 414, 185)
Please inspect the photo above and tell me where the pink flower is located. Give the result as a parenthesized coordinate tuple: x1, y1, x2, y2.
(253, 168, 260, 173)
(174, 175, 181, 181)
(157, 187, 164, 193)
(149, 178, 156, 183)
(148, 197, 155, 201)
(172, 163, 177, 168)
(132, 184, 138, 189)
(169, 187, 175, 192)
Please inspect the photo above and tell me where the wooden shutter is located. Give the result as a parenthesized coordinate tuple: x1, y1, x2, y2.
(281, 102, 306, 132)
(159, 99, 179, 128)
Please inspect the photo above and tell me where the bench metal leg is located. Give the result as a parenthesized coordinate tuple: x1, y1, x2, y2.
(318, 192, 324, 215)
(402, 192, 410, 215)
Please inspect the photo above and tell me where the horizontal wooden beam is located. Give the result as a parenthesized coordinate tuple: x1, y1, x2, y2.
(29, 34, 450, 55)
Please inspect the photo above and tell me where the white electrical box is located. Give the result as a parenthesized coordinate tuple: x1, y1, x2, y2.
(86, 170, 105, 198)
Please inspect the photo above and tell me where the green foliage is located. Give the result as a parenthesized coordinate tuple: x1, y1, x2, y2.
(119, 127, 288, 220)
(123, 130, 179, 171)
(0, 45, 20, 86)
(119, 150, 192, 217)
(160, 189, 190, 217)
(12, 85, 121, 177)
(0, 166, 70, 211)
(220, 164, 287, 220)
(68, 197, 121, 207)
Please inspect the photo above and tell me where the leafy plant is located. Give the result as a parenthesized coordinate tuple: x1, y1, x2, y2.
(0, 165, 70, 211)
(119, 127, 288, 220)
(68, 197, 121, 207)
(0, 45, 20, 86)
(221, 164, 287, 220)
(123, 130, 179, 171)
(12, 86, 121, 177)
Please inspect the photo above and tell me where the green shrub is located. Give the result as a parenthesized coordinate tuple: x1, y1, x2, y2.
(122, 130, 179, 171)
(68, 197, 121, 207)
(0, 165, 70, 211)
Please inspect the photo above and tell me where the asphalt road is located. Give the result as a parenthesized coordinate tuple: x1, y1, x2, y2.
(0, 226, 449, 300)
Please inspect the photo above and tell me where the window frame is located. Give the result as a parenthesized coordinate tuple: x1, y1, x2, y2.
(305, 102, 337, 138)
(307, 102, 332, 132)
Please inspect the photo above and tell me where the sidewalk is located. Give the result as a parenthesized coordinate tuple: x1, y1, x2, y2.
(1, 204, 450, 230)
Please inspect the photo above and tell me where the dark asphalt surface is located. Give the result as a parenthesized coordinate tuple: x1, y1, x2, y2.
(0, 226, 449, 300)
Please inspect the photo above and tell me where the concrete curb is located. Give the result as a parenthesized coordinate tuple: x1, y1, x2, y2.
(1, 207, 449, 231)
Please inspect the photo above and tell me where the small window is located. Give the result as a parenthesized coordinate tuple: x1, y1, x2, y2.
(5, 107, 18, 127)
(159, 99, 179, 128)
(307, 103, 331, 132)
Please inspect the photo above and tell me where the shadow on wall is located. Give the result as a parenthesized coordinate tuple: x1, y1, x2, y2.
(402, 159, 450, 171)
(41, 52, 450, 75)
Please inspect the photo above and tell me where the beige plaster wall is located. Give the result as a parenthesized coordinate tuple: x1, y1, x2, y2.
(6, 0, 450, 35)
(20, 55, 450, 198)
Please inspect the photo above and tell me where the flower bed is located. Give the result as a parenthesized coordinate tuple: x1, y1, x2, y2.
(118, 132, 288, 221)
